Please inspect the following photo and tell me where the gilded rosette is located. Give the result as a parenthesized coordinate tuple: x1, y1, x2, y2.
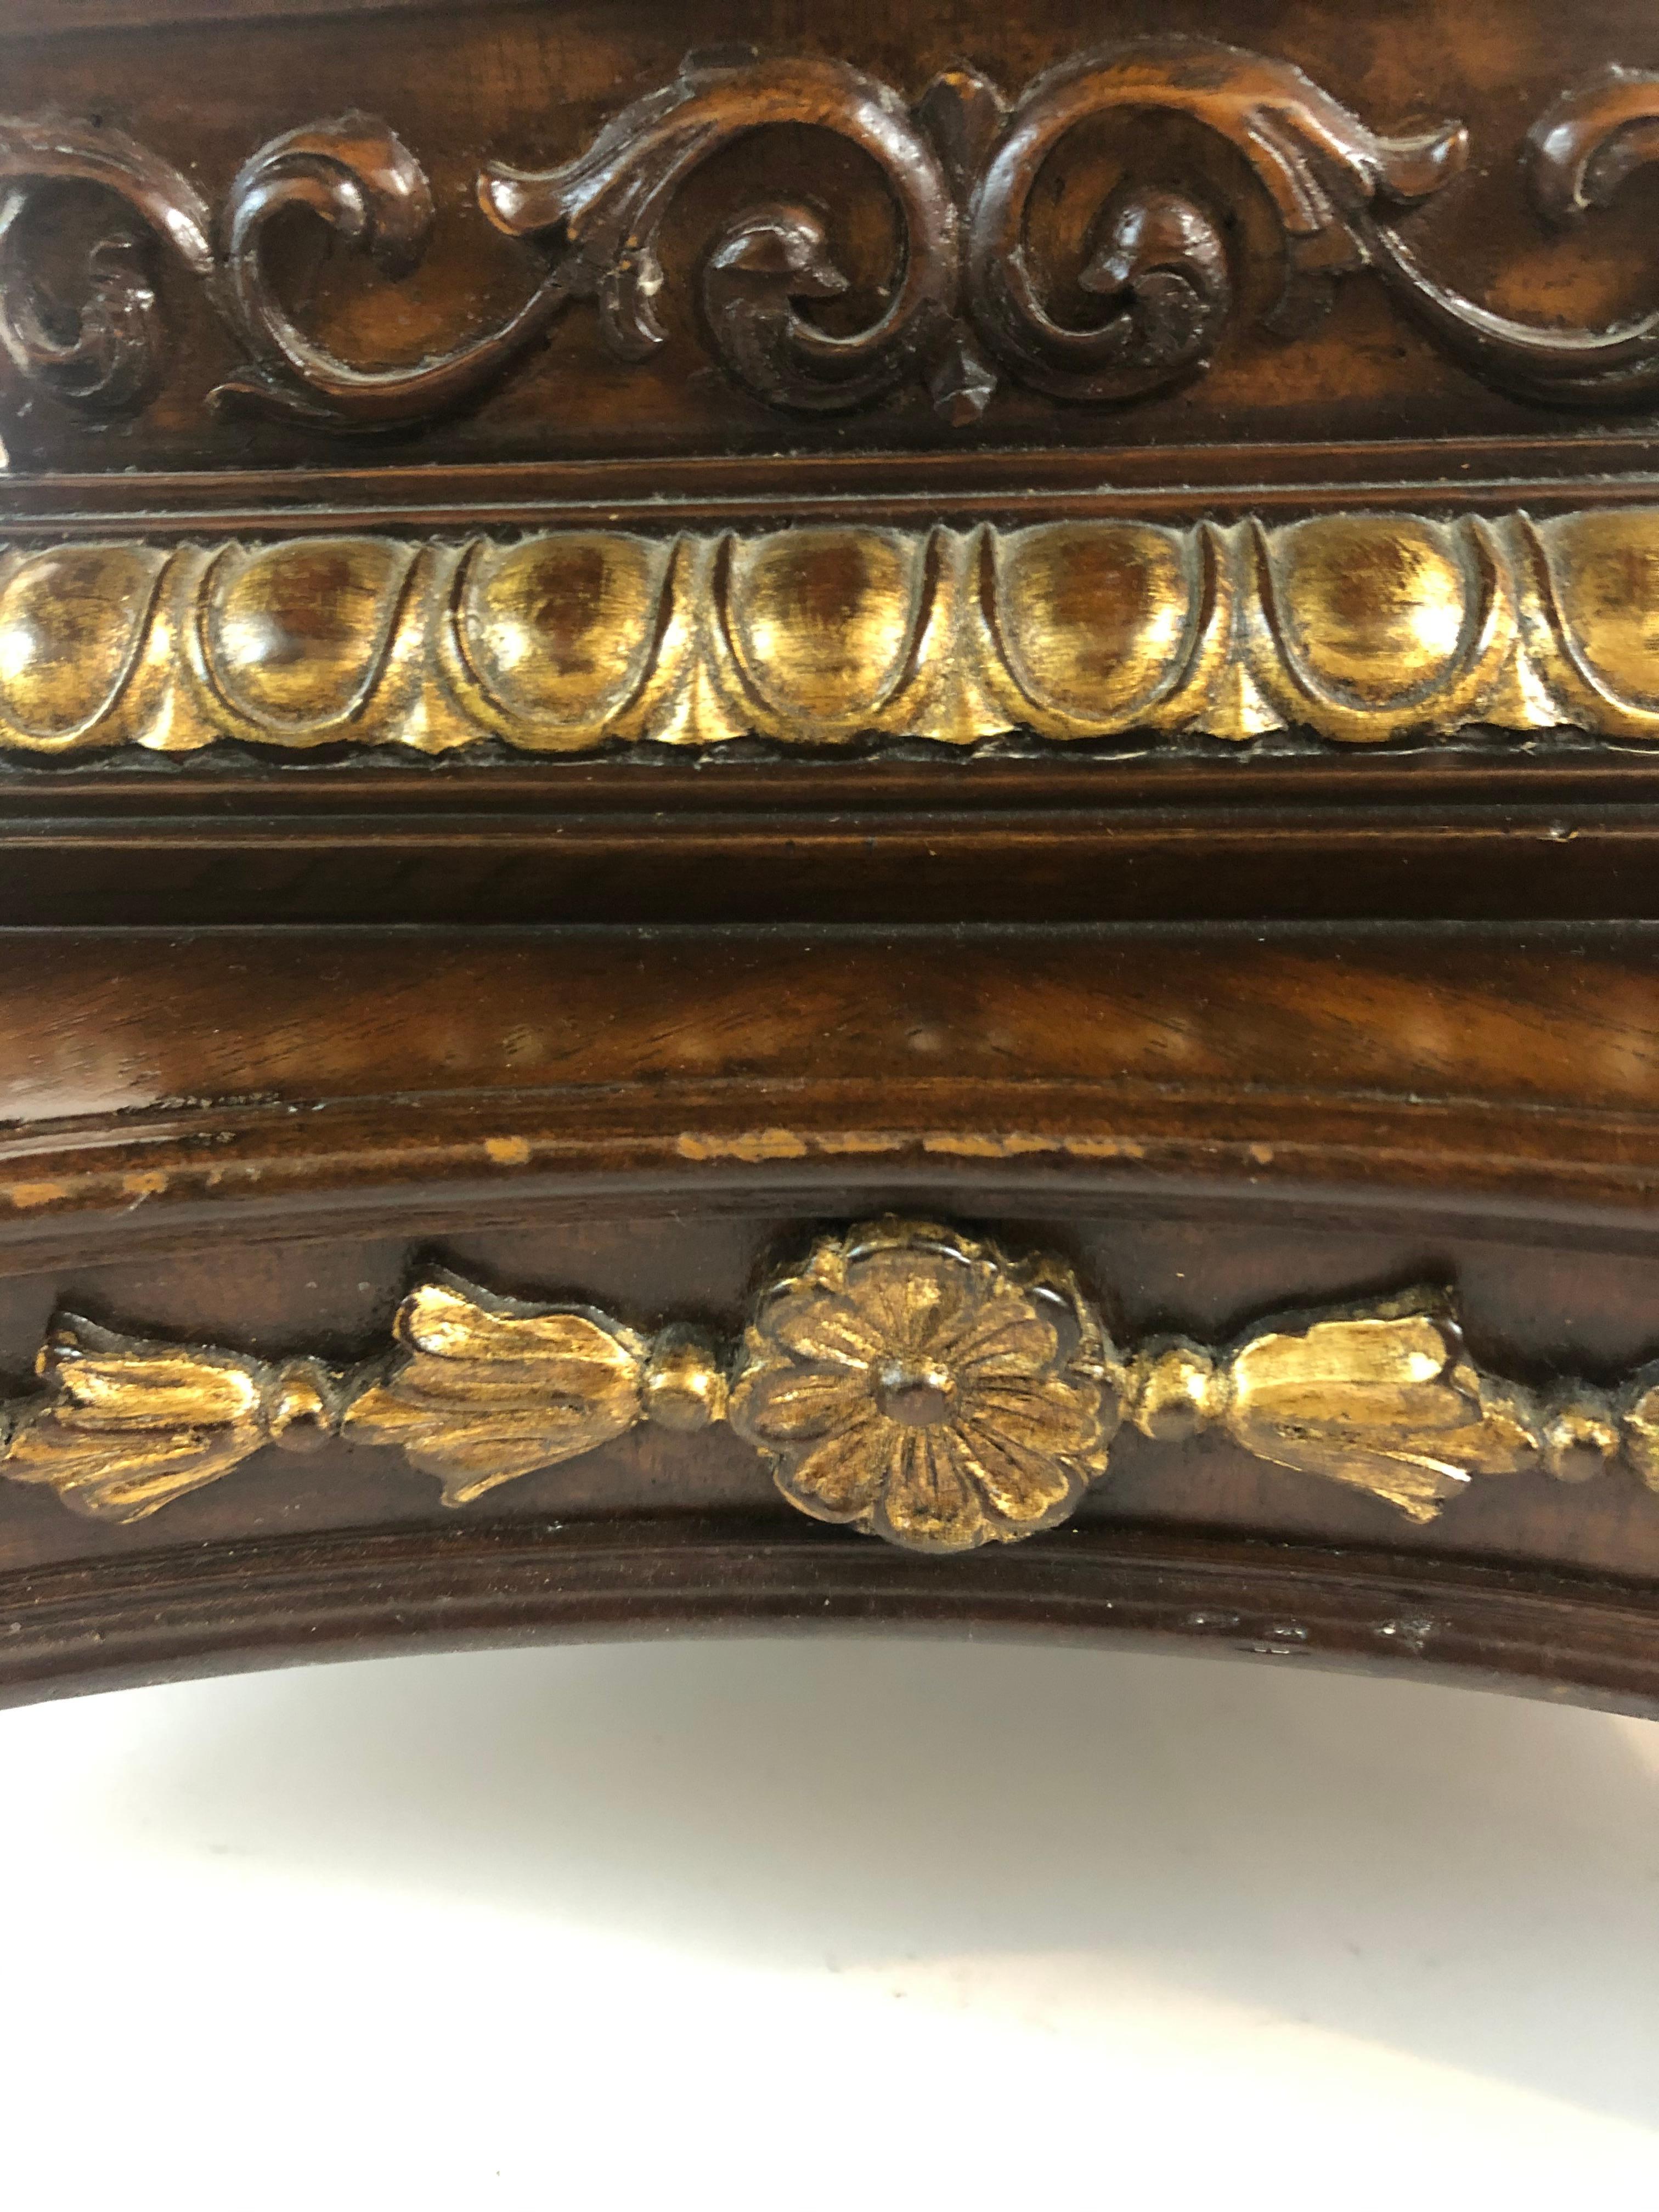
(727, 1220, 1120, 1552)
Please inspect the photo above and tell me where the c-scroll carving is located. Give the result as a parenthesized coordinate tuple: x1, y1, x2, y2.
(0, 109, 566, 428)
(963, 36, 1465, 404)
(211, 115, 569, 427)
(1364, 64, 1659, 408)
(10, 44, 1659, 431)
(0, 112, 213, 409)
(481, 50, 962, 417)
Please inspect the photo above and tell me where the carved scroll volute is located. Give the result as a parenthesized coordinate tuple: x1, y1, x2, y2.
(212, 113, 567, 426)
(480, 50, 960, 414)
(965, 34, 1466, 403)
(1367, 66, 1659, 408)
(0, 113, 213, 409)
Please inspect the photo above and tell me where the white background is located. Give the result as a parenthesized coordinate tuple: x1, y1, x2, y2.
(3, 1635, 1657, 2207)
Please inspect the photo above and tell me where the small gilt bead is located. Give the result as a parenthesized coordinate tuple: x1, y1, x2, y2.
(642, 1327, 729, 1432)
(1542, 1401, 1621, 1486)
(268, 1358, 339, 1454)
(1130, 1342, 1227, 1441)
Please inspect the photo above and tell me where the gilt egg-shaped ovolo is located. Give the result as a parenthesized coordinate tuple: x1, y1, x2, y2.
(0, 544, 167, 749)
(206, 537, 418, 738)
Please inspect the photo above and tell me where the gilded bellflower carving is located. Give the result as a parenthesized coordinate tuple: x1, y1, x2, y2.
(1123, 1296, 1549, 1524)
(2, 1223, 1654, 1550)
(1, 1314, 343, 1521)
(343, 1276, 653, 1506)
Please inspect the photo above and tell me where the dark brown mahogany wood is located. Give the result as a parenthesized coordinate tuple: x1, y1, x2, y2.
(8, 0, 1659, 1712)
(8, 1522, 1659, 1718)
(7, 754, 1659, 928)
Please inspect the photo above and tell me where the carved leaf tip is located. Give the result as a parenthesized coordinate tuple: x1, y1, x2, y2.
(913, 64, 1008, 194)
(1371, 117, 1471, 206)
(1527, 64, 1659, 223)
(0, 1312, 339, 1522)
(342, 1273, 651, 1507)
(1128, 1294, 1560, 1525)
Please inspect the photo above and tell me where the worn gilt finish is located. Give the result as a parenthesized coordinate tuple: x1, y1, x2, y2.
(10, 44, 1659, 430)
(0, 1315, 345, 1520)
(725, 1222, 1117, 1550)
(4, 1223, 1656, 1553)
(10, 0, 1659, 1713)
(9, 507, 1659, 754)
(1125, 1296, 1613, 1525)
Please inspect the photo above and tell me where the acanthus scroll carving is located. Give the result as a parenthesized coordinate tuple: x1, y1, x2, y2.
(480, 52, 962, 419)
(4, 1220, 1658, 1554)
(9, 39, 1659, 431)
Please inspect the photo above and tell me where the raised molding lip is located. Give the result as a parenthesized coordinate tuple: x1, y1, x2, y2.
(9, 925, 1659, 1259)
(0, 0, 521, 41)
(6, 1520, 1659, 1715)
(9, 438, 1659, 535)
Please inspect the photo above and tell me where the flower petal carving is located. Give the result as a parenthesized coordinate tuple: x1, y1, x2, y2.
(206, 538, 418, 738)
(990, 521, 1201, 727)
(451, 534, 674, 744)
(0, 545, 167, 748)
(728, 1220, 1120, 1552)
(1526, 509, 1659, 732)
(725, 529, 929, 732)
(343, 1274, 650, 1505)
(1258, 515, 1506, 730)
(0, 1315, 345, 1522)
(1126, 1293, 1548, 1523)
(1223, 1300, 1545, 1522)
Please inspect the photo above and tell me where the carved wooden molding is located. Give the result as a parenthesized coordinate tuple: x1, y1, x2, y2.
(6, 42, 1659, 429)
(4, 1220, 1656, 1552)
(8, 507, 1659, 754)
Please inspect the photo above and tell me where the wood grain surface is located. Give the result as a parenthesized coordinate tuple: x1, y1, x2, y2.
(8, 0, 1659, 1709)
(4, 0, 1659, 471)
